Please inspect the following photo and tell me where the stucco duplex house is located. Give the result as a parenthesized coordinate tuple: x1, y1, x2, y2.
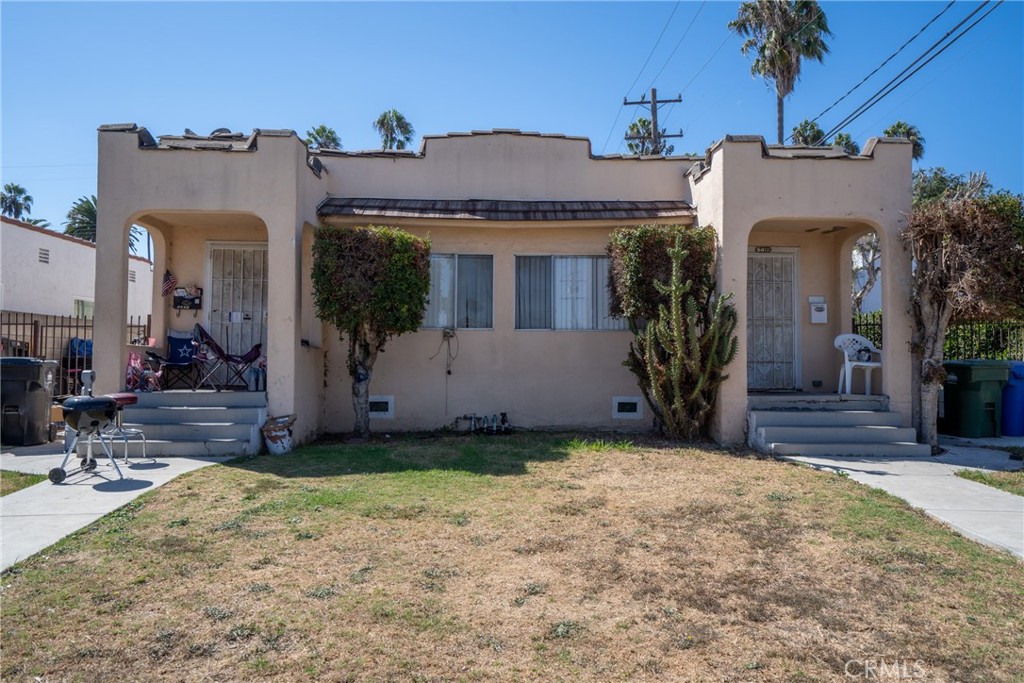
(91, 124, 914, 448)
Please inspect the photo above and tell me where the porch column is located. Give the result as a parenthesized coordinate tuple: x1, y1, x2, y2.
(711, 227, 749, 446)
(265, 218, 301, 427)
(93, 211, 131, 395)
(880, 227, 914, 426)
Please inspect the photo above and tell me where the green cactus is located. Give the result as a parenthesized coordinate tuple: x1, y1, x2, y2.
(622, 232, 738, 439)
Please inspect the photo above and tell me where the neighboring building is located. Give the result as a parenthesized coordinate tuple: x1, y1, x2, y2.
(91, 124, 913, 446)
(0, 216, 152, 318)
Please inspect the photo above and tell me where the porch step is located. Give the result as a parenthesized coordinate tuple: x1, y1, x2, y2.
(121, 391, 266, 457)
(746, 393, 889, 411)
(749, 408, 930, 457)
(767, 442, 932, 457)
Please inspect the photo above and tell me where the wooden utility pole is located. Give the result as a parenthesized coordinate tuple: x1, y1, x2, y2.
(623, 87, 683, 154)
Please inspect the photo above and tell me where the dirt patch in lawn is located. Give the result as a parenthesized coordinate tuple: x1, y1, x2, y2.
(2, 433, 1022, 682)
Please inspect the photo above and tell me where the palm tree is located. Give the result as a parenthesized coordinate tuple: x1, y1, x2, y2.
(25, 218, 52, 228)
(1, 183, 34, 220)
(625, 117, 676, 155)
(884, 121, 925, 161)
(306, 124, 341, 150)
(373, 109, 415, 150)
(64, 195, 98, 241)
(729, 0, 832, 144)
(833, 132, 860, 155)
(63, 195, 142, 251)
(790, 119, 826, 146)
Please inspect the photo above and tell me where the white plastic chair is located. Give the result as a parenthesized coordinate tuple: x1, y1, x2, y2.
(834, 333, 882, 395)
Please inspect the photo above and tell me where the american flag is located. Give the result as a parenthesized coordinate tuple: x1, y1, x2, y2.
(161, 270, 177, 297)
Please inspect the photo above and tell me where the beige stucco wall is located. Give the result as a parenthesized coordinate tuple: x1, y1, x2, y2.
(692, 137, 914, 444)
(318, 221, 668, 433)
(94, 128, 326, 443)
(94, 127, 913, 447)
(0, 218, 152, 318)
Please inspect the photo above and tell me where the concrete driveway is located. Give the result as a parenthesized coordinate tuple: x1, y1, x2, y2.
(781, 435, 1024, 560)
(1, 441, 231, 571)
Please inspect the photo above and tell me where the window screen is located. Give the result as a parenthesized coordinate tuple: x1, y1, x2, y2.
(423, 254, 493, 329)
(516, 256, 626, 331)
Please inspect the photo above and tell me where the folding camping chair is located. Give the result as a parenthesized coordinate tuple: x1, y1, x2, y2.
(145, 329, 198, 389)
(192, 324, 262, 392)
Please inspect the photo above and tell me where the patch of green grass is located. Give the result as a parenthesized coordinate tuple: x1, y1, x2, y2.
(561, 437, 635, 453)
(955, 467, 1024, 497)
(1, 470, 46, 497)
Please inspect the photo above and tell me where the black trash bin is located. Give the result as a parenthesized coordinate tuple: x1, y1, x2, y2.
(1, 357, 58, 446)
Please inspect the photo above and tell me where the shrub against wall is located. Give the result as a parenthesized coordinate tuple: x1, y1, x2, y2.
(312, 224, 431, 438)
(608, 224, 738, 439)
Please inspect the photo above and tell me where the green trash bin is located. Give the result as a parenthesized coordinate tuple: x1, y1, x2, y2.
(941, 360, 1010, 438)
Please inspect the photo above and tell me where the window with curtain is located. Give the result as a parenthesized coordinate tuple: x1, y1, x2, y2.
(423, 254, 493, 329)
(515, 256, 626, 330)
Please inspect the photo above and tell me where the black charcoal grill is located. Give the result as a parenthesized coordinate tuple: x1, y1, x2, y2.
(49, 395, 124, 484)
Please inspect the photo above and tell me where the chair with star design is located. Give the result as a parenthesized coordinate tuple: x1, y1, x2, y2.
(145, 328, 198, 389)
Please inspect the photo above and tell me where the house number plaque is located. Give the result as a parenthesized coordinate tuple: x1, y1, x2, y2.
(754, 246, 773, 253)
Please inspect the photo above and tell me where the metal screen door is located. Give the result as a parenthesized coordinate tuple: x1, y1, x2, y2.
(207, 245, 268, 386)
(747, 251, 798, 390)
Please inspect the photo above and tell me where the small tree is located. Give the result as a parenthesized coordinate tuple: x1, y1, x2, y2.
(306, 124, 342, 150)
(790, 119, 825, 146)
(312, 225, 431, 438)
(608, 224, 739, 439)
(902, 184, 1023, 451)
(833, 132, 860, 155)
(625, 117, 676, 156)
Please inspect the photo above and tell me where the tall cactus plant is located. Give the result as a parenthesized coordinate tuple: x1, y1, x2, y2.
(609, 226, 738, 439)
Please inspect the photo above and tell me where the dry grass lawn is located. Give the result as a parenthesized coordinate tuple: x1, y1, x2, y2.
(1, 469, 46, 497)
(2, 433, 1022, 682)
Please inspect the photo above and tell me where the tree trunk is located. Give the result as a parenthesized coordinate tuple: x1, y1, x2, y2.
(913, 295, 951, 454)
(776, 94, 784, 145)
(348, 324, 379, 439)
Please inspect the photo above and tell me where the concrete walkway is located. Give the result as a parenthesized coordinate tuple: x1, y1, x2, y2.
(782, 435, 1024, 560)
(1, 441, 230, 571)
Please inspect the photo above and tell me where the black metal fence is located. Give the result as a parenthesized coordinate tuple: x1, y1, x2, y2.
(853, 312, 1024, 360)
(1, 311, 151, 394)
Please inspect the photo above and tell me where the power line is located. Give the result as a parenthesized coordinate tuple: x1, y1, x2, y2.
(601, 2, 681, 154)
(816, 1, 1001, 144)
(646, 1, 707, 92)
(789, 0, 956, 141)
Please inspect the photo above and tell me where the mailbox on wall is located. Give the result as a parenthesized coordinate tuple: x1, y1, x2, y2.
(809, 296, 828, 324)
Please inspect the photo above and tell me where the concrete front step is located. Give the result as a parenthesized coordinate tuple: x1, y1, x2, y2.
(747, 393, 889, 411)
(748, 406, 926, 457)
(767, 441, 932, 457)
(126, 406, 264, 424)
(750, 409, 904, 429)
(120, 391, 266, 456)
(758, 425, 919, 444)
(122, 421, 255, 441)
(134, 438, 255, 458)
(134, 390, 266, 408)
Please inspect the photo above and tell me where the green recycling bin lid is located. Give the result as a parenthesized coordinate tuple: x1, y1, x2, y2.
(944, 360, 1010, 384)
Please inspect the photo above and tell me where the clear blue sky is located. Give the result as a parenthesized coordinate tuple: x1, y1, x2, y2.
(3, 1, 1022, 231)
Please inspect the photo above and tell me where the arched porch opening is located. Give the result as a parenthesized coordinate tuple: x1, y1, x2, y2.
(130, 210, 269, 388)
(746, 217, 884, 396)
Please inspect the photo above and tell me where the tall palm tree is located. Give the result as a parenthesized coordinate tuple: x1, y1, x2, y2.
(1, 183, 34, 220)
(625, 117, 676, 156)
(884, 121, 925, 161)
(373, 109, 415, 150)
(63, 195, 142, 251)
(306, 124, 342, 150)
(729, 0, 832, 144)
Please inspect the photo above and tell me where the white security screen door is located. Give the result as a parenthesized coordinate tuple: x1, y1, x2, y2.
(207, 244, 268, 386)
(747, 250, 799, 390)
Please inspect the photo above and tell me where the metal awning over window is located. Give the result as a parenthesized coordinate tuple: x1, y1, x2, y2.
(317, 198, 694, 222)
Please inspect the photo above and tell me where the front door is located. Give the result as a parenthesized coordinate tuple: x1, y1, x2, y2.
(747, 250, 799, 390)
(206, 244, 268, 386)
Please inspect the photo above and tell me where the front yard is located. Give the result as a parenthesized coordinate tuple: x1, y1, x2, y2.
(2, 434, 1022, 682)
